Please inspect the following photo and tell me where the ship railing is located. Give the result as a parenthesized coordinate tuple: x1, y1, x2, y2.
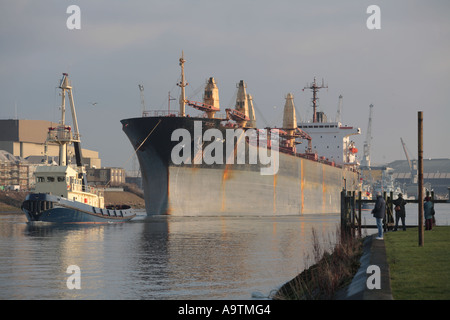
(47, 126, 73, 142)
(47, 126, 80, 142)
(84, 185, 103, 197)
(142, 110, 227, 119)
(142, 110, 180, 117)
(68, 181, 102, 197)
(69, 183, 82, 192)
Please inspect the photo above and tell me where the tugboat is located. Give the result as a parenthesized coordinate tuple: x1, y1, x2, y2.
(22, 73, 136, 223)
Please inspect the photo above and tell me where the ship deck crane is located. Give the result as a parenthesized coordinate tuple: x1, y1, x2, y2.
(186, 100, 220, 113)
(225, 108, 250, 122)
(295, 127, 313, 153)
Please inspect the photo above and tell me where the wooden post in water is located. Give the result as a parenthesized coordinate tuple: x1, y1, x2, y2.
(351, 191, 356, 238)
(418, 111, 424, 247)
(340, 190, 346, 239)
(340, 190, 354, 240)
(383, 191, 387, 233)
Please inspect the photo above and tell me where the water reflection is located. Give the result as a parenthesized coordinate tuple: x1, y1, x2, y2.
(1, 203, 448, 299)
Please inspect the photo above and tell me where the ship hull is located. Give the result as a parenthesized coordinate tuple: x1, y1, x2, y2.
(22, 193, 136, 223)
(121, 116, 359, 216)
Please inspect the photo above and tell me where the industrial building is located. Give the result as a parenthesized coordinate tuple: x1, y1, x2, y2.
(86, 167, 126, 186)
(388, 158, 450, 198)
(0, 119, 128, 190)
(360, 158, 450, 199)
(0, 119, 101, 168)
(0, 150, 30, 190)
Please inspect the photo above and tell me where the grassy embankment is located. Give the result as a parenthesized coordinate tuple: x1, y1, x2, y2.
(275, 226, 450, 300)
(273, 228, 363, 300)
(384, 226, 450, 300)
(0, 190, 26, 213)
(0, 202, 21, 212)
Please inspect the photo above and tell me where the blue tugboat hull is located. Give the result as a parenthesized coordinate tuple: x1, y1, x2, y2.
(22, 193, 136, 224)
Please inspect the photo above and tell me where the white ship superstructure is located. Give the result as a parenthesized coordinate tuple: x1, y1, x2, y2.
(298, 121, 360, 166)
(297, 77, 360, 167)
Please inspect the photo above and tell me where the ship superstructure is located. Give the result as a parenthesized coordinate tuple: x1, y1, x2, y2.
(298, 78, 360, 167)
(121, 53, 360, 216)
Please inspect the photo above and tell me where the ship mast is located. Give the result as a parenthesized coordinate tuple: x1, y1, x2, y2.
(50, 73, 87, 189)
(177, 51, 188, 117)
(303, 77, 328, 123)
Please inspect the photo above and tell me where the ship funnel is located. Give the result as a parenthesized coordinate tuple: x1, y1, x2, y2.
(283, 93, 297, 129)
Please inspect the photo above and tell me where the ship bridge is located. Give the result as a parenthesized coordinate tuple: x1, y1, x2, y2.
(298, 122, 360, 166)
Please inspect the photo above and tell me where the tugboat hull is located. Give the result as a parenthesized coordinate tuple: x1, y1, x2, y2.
(22, 193, 135, 224)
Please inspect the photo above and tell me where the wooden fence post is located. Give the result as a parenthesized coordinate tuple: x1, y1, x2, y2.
(418, 111, 424, 247)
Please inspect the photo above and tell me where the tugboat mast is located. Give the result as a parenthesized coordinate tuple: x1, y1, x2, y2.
(55, 73, 87, 189)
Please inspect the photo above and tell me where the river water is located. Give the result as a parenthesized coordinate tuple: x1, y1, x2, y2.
(1, 203, 449, 300)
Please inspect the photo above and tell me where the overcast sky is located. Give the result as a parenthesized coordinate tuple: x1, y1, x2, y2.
(1, 0, 449, 170)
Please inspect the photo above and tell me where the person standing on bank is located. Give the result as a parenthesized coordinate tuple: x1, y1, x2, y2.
(372, 192, 386, 240)
(424, 196, 434, 231)
(393, 193, 407, 231)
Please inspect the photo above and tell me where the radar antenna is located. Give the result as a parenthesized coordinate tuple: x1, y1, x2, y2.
(303, 77, 328, 123)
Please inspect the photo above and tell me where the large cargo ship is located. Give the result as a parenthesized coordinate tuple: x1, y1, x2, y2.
(121, 53, 360, 216)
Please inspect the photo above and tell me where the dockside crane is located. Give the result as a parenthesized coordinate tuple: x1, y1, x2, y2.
(360, 104, 373, 168)
(400, 138, 412, 172)
(400, 137, 417, 184)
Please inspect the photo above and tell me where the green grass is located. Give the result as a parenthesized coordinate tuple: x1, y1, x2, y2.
(384, 226, 450, 300)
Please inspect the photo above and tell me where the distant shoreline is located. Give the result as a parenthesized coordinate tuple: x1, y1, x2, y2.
(0, 204, 21, 213)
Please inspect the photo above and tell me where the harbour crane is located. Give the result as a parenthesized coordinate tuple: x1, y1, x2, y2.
(400, 138, 412, 172)
(400, 137, 417, 183)
(360, 104, 373, 168)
